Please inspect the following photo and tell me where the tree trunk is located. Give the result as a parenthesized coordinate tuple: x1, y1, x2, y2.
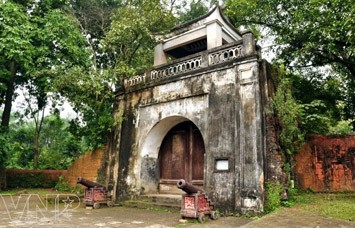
(0, 89, 5, 108)
(33, 108, 45, 169)
(1, 61, 16, 129)
(33, 130, 39, 169)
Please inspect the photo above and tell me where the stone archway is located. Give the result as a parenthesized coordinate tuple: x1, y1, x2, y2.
(158, 121, 205, 194)
(139, 117, 205, 194)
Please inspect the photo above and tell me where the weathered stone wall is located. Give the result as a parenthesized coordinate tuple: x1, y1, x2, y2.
(65, 148, 104, 187)
(259, 63, 288, 185)
(102, 22, 277, 213)
(295, 135, 355, 192)
(106, 54, 272, 214)
(265, 114, 288, 184)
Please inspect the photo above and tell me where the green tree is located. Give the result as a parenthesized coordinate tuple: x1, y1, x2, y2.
(70, 0, 122, 71)
(4, 114, 83, 169)
(0, 131, 10, 168)
(0, 1, 32, 129)
(1, 0, 90, 167)
(272, 66, 305, 155)
(225, 0, 355, 128)
(286, 70, 345, 134)
(225, 0, 355, 77)
(55, 0, 176, 149)
(38, 115, 82, 169)
(2, 116, 35, 169)
(177, 0, 209, 23)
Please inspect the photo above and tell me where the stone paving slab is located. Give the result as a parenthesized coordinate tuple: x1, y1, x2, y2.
(0, 194, 354, 228)
(240, 207, 355, 228)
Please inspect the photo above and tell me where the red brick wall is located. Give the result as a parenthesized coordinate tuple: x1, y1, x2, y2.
(64, 148, 104, 187)
(295, 135, 355, 192)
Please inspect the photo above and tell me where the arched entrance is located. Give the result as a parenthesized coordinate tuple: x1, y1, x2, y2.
(159, 121, 205, 193)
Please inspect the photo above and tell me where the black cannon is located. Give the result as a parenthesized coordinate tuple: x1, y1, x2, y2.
(77, 177, 114, 209)
(177, 179, 204, 194)
(77, 177, 105, 189)
(177, 179, 217, 223)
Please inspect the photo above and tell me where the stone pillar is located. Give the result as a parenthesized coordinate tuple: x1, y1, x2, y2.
(206, 20, 223, 49)
(238, 62, 265, 214)
(242, 30, 256, 56)
(153, 43, 167, 66)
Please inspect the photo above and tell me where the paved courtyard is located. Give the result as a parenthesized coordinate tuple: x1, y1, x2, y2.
(0, 194, 354, 227)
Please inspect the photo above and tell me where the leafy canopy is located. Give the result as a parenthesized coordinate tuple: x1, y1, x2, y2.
(226, 0, 355, 129)
(1, 0, 90, 167)
(54, 0, 176, 149)
(225, 0, 355, 78)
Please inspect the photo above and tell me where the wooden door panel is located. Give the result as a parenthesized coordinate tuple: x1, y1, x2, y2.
(160, 136, 172, 179)
(192, 130, 204, 181)
(171, 133, 186, 179)
(159, 121, 205, 192)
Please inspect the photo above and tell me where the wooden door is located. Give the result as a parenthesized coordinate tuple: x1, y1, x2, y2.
(159, 122, 204, 193)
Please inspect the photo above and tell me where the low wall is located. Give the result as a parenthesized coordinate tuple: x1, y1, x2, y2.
(0, 169, 6, 190)
(295, 135, 355, 192)
(64, 148, 104, 187)
(6, 169, 67, 188)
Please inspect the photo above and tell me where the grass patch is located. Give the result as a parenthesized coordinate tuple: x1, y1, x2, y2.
(145, 206, 174, 213)
(294, 192, 355, 221)
(0, 188, 71, 196)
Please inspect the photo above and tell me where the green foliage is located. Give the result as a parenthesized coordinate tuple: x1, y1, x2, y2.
(225, 0, 355, 78)
(177, 0, 209, 23)
(264, 181, 284, 213)
(37, 115, 83, 169)
(1, 0, 91, 168)
(54, 175, 82, 193)
(3, 115, 83, 170)
(0, 130, 9, 169)
(0, 0, 90, 123)
(272, 66, 305, 155)
(0, 1, 32, 66)
(54, 68, 115, 149)
(225, 0, 355, 131)
(343, 76, 355, 128)
(54, 0, 177, 149)
(284, 71, 354, 135)
(301, 100, 333, 134)
(329, 120, 354, 136)
(102, 0, 175, 74)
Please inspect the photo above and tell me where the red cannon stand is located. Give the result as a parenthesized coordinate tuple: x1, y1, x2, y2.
(177, 179, 218, 223)
(77, 177, 114, 209)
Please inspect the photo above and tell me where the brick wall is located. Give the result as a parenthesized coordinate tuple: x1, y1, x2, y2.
(64, 148, 104, 187)
(295, 135, 355, 192)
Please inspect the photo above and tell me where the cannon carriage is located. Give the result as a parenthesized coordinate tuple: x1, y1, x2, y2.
(77, 177, 114, 209)
(177, 179, 217, 223)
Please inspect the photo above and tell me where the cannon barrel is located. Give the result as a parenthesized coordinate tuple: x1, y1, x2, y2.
(77, 177, 104, 189)
(177, 179, 204, 194)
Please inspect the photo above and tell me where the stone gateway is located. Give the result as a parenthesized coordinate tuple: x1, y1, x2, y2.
(105, 7, 275, 214)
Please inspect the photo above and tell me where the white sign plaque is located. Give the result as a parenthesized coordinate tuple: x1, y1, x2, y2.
(216, 159, 229, 171)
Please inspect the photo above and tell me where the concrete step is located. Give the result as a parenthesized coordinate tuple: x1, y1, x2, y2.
(122, 194, 181, 211)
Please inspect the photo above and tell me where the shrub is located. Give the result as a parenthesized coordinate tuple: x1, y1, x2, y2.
(329, 120, 354, 135)
(6, 169, 65, 188)
(54, 175, 72, 192)
(55, 175, 83, 193)
(265, 181, 284, 213)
